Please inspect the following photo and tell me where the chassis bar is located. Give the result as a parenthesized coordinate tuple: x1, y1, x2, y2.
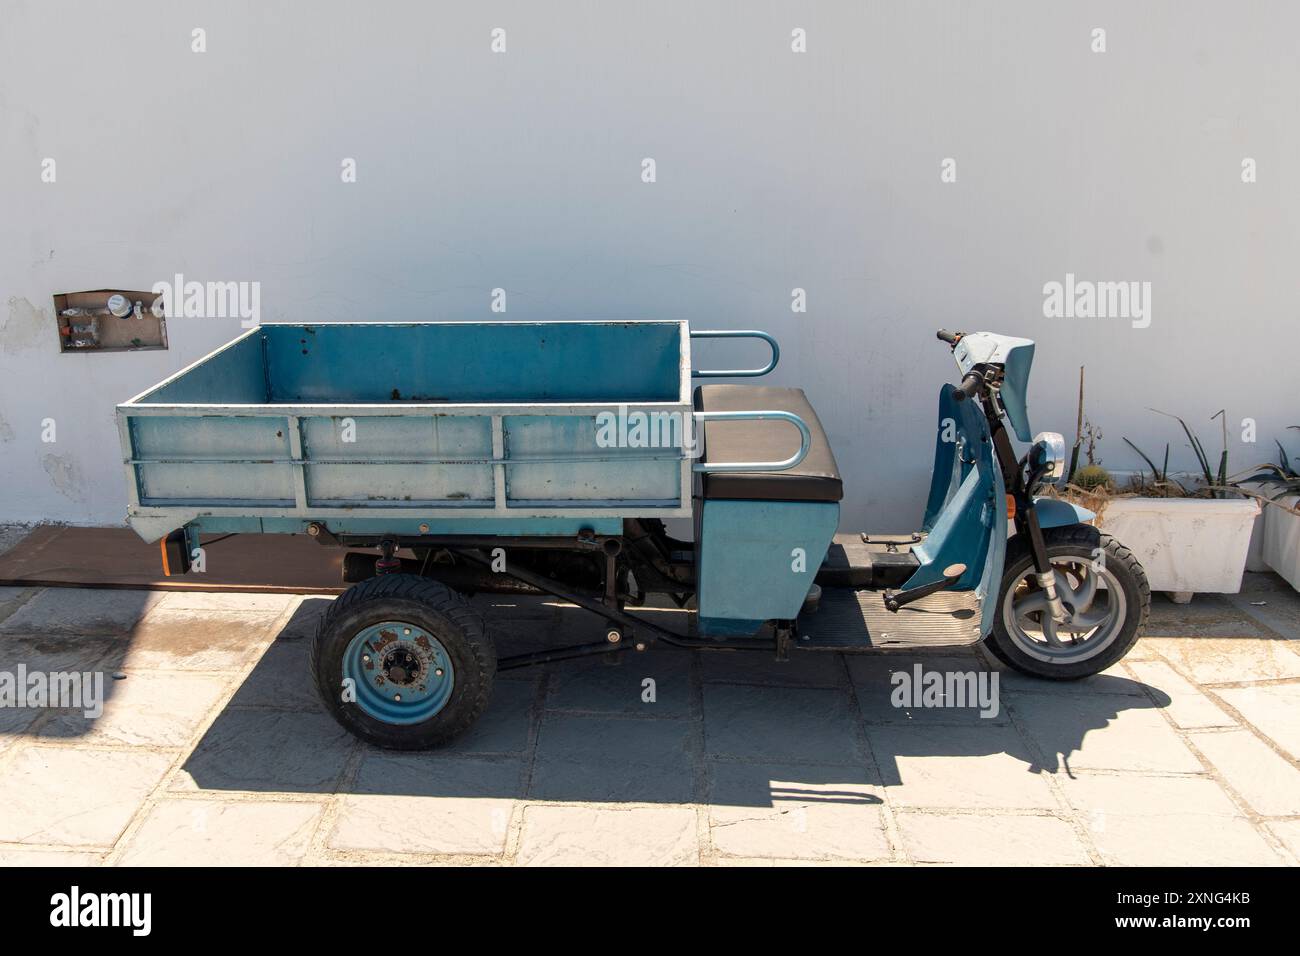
(449, 548, 774, 669)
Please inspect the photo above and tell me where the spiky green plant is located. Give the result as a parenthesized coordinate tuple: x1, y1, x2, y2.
(1145, 409, 1229, 499)
(1241, 426, 1300, 497)
(1122, 437, 1171, 488)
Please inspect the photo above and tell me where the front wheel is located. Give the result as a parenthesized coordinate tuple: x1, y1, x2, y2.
(986, 524, 1149, 680)
(311, 574, 495, 749)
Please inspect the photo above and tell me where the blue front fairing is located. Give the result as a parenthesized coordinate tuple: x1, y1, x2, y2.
(999, 344, 1035, 443)
(952, 332, 1036, 442)
(912, 384, 1007, 637)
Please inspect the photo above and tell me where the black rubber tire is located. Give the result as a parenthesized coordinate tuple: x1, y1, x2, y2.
(985, 524, 1149, 680)
(310, 573, 495, 749)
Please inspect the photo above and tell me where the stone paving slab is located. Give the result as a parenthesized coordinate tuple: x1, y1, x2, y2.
(0, 588, 165, 637)
(1059, 773, 1283, 866)
(709, 855, 884, 866)
(1124, 659, 1237, 729)
(1188, 729, 1300, 817)
(0, 570, 1298, 866)
(0, 848, 105, 866)
(110, 608, 285, 672)
(170, 709, 353, 794)
(1145, 594, 1271, 638)
(703, 683, 862, 763)
(896, 812, 1091, 866)
(0, 586, 29, 614)
(1008, 693, 1204, 775)
(155, 591, 299, 614)
(1117, 636, 1162, 661)
(480, 604, 563, 673)
(1266, 820, 1300, 863)
(531, 713, 697, 803)
(707, 760, 888, 861)
(116, 799, 324, 866)
(869, 724, 1058, 809)
(441, 678, 535, 755)
(0, 632, 118, 674)
(702, 647, 848, 688)
(37, 671, 231, 747)
(228, 638, 324, 712)
(331, 753, 521, 855)
(0, 747, 174, 847)
(273, 597, 334, 642)
(986, 662, 1145, 696)
(515, 805, 699, 866)
(1226, 574, 1300, 637)
(546, 646, 693, 716)
(0, 707, 41, 752)
(1226, 598, 1300, 639)
(1213, 682, 1300, 761)
(848, 655, 1008, 725)
(1144, 636, 1300, 684)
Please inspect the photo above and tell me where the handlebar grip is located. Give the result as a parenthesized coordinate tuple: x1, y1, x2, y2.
(936, 329, 962, 345)
(952, 372, 983, 402)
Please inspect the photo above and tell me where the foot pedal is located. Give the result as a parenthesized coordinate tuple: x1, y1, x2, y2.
(884, 563, 966, 612)
(860, 532, 922, 550)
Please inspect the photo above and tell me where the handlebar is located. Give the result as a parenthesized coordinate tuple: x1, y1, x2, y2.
(952, 371, 983, 403)
(938, 330, 980, 401)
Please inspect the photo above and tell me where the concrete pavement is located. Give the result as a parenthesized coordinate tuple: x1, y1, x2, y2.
(0, 561, 1297, 866)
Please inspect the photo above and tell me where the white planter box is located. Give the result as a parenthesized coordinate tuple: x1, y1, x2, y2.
(1092, 497, 1260, 599)
(1261, 489, 1300, 590)
(1240, 479, 1284, 572)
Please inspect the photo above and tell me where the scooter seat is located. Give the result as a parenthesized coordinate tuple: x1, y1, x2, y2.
(693, 384, 843, 502)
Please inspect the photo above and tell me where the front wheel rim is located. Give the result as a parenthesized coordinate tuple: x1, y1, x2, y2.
(343, 620, 455, 724)
(1001, 556, 1127, 665)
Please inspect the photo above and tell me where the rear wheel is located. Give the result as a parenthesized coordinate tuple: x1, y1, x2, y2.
(311, 574, 495, 749)
(986, 524, 1148, 680)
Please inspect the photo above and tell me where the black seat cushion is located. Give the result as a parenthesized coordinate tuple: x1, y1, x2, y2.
(693, 384, 843, 502)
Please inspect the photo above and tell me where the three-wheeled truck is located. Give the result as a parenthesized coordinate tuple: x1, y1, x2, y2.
(119, 320, 1150, 748)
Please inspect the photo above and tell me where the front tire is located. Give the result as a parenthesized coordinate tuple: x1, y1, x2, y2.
(311, 574, 495, 749)
(986, 524, 1149, 680)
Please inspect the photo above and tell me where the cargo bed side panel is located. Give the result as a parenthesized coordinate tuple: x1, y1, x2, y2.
(301, 415, 495, 506)
(119, 321, 695, 540)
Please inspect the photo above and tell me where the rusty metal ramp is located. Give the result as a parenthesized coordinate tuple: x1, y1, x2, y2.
(796, 586, 984, 650)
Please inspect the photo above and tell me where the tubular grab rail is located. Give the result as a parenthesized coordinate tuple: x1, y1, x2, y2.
(690, 329, 780, 377)
(691, 410, 811, 473)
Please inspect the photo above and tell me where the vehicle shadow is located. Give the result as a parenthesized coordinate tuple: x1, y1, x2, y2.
(866, 672, 1175, 785)
(0, 587, 164, 741)
(175, 596, 1173, 807)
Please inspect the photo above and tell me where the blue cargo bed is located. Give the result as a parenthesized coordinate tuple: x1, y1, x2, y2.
(118, 321, 694, 543)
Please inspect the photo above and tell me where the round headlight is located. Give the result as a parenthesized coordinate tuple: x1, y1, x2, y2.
(1030, 431, 1067, 482)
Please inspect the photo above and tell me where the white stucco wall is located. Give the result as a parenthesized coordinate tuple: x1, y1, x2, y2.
(1, 1, 1296, 532)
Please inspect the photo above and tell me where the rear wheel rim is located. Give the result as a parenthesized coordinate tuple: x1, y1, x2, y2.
(1001, 555, 1127, 665)
(343, 620, 455, 724)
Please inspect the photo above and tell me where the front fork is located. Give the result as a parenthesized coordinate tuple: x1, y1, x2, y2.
(989, 405, 1070, 623)
(1020, 503, 1071, 623)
